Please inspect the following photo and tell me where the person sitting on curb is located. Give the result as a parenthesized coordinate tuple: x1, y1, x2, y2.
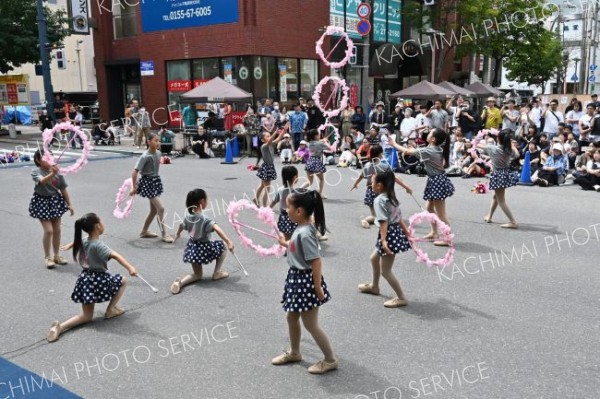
(532, 143, 568, 187)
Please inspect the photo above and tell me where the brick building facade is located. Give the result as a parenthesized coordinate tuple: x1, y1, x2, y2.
(92, 0, 329, 124)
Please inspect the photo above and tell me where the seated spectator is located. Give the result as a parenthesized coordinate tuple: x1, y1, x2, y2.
(338, 135, 357, 167)
(158, 125, 176, 154)
(462, 149, 491, 178)
(573, 149, 600, 191)
(191, 127, 212, 159)
(451, 130, 467, 164)
(570, 147, 595, 180)
(521, 141, 541, 171)
(278, 133, 293, 164)
(293, 140, 310, 164)
(537, 133, 550, 152)
(533, 143, 568, 186)
(92, 120, 114, 145)
(350, 126, 364, 147)
(398, 138, 420, 174)
(356, 138, 372, 167)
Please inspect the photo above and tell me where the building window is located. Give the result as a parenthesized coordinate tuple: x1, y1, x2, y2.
(229, 57, 252, 94)
(278, 58, 298, 103)
(253, 56, 278, 101)
(192, 58, 220, 85)
(166, 60, 191, 105)
(573, 25, 578, 31)
(300, 59, 318, 100)
(563, 25, 569, 31)
(112, 3, 137, 39)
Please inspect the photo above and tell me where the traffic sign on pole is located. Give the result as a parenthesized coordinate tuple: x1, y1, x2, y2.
(357, 3, 372, 19)
(571, 73, 579, 82)
(589, 75, 596, 83)
(590, 64, 597, 72)
(356, 20, 372, 36)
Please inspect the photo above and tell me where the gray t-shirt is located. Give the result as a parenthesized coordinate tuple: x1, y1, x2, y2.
(261, 144, 275, 164)
(309, 141, 328, 157)
(430, 109, 448, 129)
(415, 146, 445, 176)
(31, 168, 67, 196)
(135, 151, 161, 176)
(181, 212, 216, 242)
(273, 186, 292, 211)
(83, 239, 113, 272)
(484, 144, 513, 170)
(362, 161, 391, 186)
(373, 193, 402, 227)
(286, 224, 320, 271)
(502, 109, 520, 131)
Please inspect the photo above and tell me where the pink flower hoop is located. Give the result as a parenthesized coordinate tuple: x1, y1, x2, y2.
(470, 128, 499, 163)
(42, 122, 91, 175)
(227, 199, 286, 257)
(317, 121, 339, 141)
(315, 26, 354, 69)
(408, 211, 455, 268)
(312, 76, 350, 118)
(113, 178, 135, 219)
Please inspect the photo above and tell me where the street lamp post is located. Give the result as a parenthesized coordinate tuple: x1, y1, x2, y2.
(424, 29, 444, 83)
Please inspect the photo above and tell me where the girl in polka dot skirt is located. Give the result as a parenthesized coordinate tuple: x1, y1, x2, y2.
(29, 149, 75, 268)
(274, 190, 338, 375)
(47, 213, 138, 342)
(270, 165, 300, 240)
(130, 133, 174, 243)
(351, 145, 412, 229)
(478, 129, 520, 229)
(254, 127, 284, 207)
(304, 129, 330, 198)
(171, 188, 234, 294)
(392, 128, 454, 246)
(358, 170, 412, 308)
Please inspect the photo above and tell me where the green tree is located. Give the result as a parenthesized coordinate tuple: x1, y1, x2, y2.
(0, 0, 70, 73)
(504, 29, 563, 91)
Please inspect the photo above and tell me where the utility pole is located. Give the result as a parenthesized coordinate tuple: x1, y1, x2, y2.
(36, 0, 56, 122)
(76, 40, 83, 91)
(361, 0, 372, 113)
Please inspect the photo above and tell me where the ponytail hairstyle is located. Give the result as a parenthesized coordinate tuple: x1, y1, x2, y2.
(288, 190, 326, 235)
(185, 188, 207, 212)
(432, 128, 450, 166)
(374, 170, 399, 207)
(73, 213, 101, 266)
(306, 129, 319, 141)
(281, 165, 298, 188)
(498, 129, 512, 154)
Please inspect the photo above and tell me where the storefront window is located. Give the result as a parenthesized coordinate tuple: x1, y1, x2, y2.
(278, 58, 298, 104)
(300, 59, 318, 100)
(192, 58, 219, 86)
(166, 60, 191, 126)
(253, 56, 278, 101)
(226, 57, 252, 95)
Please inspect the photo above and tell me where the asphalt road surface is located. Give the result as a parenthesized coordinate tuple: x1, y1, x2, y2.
(0, 153, 598, 399)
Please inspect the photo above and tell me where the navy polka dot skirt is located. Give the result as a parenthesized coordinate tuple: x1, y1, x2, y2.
(489, 168, 519, 190)
(277, 210, 298, 235)
(137, 175, 164, 198)
(423, 174, 455, 201)
(29, 192, 68, 220)
(305, 156, 326, 174)
(257, 163, 277, 181)
(282, 268, 331, 312)
(183, 239, 226, 265)
(364, 185, 377, 206)
(71, 270, 123, 304)
(375, 223, 412, 257)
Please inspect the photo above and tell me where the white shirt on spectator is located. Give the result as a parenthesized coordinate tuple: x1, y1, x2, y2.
(543, 110, 564, 134)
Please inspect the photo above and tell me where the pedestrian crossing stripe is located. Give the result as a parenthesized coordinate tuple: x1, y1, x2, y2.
(0, 357, 82, 398)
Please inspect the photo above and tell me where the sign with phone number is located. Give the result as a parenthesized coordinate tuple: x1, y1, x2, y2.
(141, 0, 238, 33)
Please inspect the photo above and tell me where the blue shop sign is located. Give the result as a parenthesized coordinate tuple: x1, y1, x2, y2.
(141, 0, 239, 33)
